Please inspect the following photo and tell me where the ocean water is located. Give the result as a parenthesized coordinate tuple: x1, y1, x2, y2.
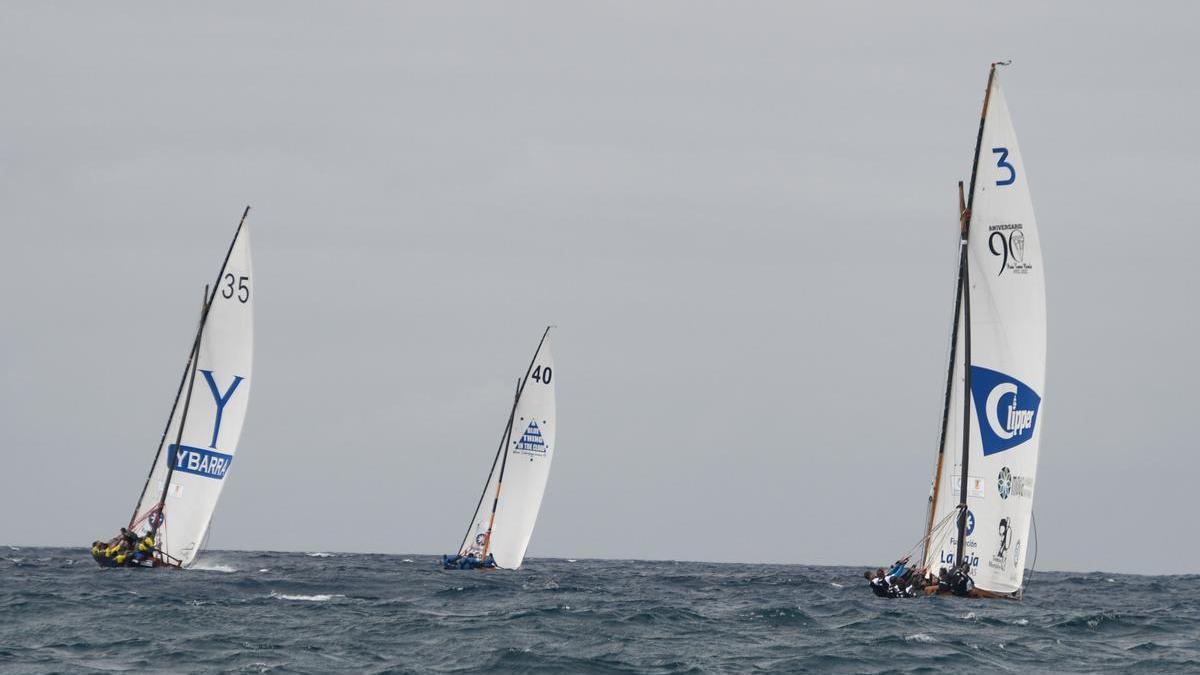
(2, 547, 1197, 673)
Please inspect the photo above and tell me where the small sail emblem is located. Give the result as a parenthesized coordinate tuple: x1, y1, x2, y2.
(514, 420, 547, 453)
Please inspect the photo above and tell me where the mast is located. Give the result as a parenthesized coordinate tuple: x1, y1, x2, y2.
(479, 377, 522, 561)
(955, 64, 1003, 567)
(457, 379, 520, 555)
(921, 181, 969, 564)
(955, 246, 973, 565)
(128, 300, 206, 527)
(480, 326, 554, 563)
(152, 285, 210, 537)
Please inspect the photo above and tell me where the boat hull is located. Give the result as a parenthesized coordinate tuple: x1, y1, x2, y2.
(92, 551, 181, 569)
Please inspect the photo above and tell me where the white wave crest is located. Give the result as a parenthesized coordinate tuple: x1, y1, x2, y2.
(905, 633, 935, 643)
(192, 562, 237, 573)
(269, 591, 343, 602)
(306, 552, 335, 558)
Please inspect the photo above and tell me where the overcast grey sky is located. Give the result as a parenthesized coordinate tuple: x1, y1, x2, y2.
(2, 3, 1196, 575)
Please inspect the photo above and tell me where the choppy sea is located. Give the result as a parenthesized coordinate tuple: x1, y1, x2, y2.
(2, 547, 1197, 673)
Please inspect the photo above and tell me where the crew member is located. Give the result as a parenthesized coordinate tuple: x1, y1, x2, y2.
(885, 556, 910, 583)
(120, 527, 140, 548)
(949, 562, 975, 596)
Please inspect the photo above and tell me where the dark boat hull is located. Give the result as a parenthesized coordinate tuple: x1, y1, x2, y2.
(92, 552, 180, 569)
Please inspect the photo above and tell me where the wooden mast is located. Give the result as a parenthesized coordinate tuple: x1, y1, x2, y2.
(457, 381, 520, 556)
(479, 377, 522, 562)
(153, 287, 209, 527)
(921, 181, 971, 567)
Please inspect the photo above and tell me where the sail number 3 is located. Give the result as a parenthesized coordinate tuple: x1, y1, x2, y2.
(221, 273, 250, 303)
(992, 147, 1016, 186)
(531, 365, 552, 385)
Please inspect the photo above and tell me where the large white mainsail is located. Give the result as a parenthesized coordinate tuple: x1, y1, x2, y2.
(922, 67, 1045, 596)
(128, 210, 254, 568)
(456, 328, 557, 570)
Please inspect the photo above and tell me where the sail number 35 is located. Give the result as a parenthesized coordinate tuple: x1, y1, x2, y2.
(531, 365, 552, 384)
(992, 147, 1016, 186)
(222, 273, 250, 303)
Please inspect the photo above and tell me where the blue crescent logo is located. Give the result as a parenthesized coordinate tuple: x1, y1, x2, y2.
(970, 366, 1042, 456)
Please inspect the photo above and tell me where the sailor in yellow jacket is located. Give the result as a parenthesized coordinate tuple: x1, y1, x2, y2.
(132, 535, 156, 564)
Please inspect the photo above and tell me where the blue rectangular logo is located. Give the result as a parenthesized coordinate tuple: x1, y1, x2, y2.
(170, 445, 233, 480)
(969, 366, 1042, 457)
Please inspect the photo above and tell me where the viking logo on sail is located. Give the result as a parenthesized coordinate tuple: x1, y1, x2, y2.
(514, 419, 547, 454)
(970, 366, 1041, 456)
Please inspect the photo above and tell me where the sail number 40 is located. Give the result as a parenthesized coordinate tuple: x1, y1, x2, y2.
(222, 273, 250, 303)
(992, 147, 1016, 186)
(531, 365, 552, 384)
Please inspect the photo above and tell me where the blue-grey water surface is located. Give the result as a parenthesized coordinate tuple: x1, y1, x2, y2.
(2, 547, 1197, 673)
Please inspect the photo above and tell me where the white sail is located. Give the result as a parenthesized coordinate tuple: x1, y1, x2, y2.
(961, 74, 1045, 594)
(924, 72, 1045, 594)
(130, 220, 254, 567)
(486, 332, 557, 569)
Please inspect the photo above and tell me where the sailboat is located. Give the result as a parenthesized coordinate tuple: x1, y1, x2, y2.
(886, 64, 1046, 598)
(444, 327, 557, 571)
(93, 208, 254, 569)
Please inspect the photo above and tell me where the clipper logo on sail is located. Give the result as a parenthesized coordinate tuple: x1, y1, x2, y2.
(169, 445, 233, 480)
(970, 366, 1041, 456)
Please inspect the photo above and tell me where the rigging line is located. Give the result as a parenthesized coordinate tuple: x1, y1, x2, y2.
(927, 517, 958, 564)
(128, 301, 207, 528)
(924, 216, 968, 564)
(153, 288, 209, 537)
(902, 506, 963, 562)
(1026, 510, 1039, 589)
